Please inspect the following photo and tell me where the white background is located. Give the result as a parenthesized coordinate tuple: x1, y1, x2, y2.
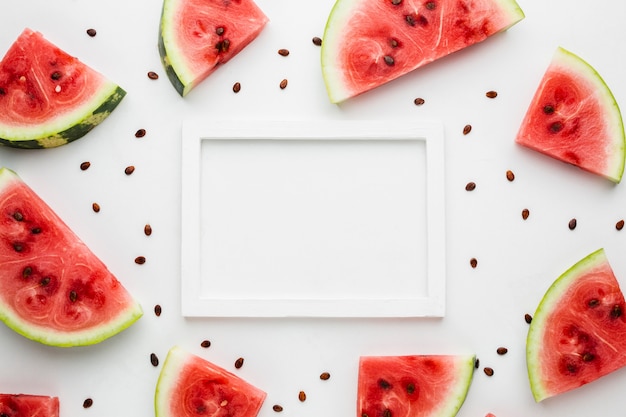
(1, 0, 626, 416)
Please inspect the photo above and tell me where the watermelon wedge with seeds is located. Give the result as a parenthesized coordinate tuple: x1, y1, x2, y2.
(0, 167, 143, 347)
(526, 248, 626, 401)
(0, 28, 126, 149)
(357, 354, 475, 417)
(158, 0, 269, 96)
(516, 47, 625, 183)
(155, 346, 266, 417)
(321, 0, 525, 103)
(0, 394, 59, 417)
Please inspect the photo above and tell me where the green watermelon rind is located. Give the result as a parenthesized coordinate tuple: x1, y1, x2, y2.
(158, 0, 189, 96)
(437, 354, 476, 416)
(0, 168, 143, 347)
(320, 0, 526, 103)
(525, 248, 608, 402)
(0, 83, 126, 149)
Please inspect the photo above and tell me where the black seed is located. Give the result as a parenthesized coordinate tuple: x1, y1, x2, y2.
(235, 357, 244, 369)
(568, 218, 577, 230)
(201, 339, 211, 348)
(391, 0, 402, 4)
(147, 71, 159, 80)
(22, 266, 32, 278)
(389, 38, 399, 48)
(13, 211, 23, 221)
(216, 27, 225, 36)
(216, 39, 231, 53)
(0, 88, 6, 95)
(383, 409, 391, 417)
(69, 290, 78, 302)
(40, 277, 50, 286)
(543, 104, 555, 114)
(135, 128, 146, 138)
(425, 1, 436, 9)
(83, 398, 93, 408)
(582, 352, 595, 362)
(31, 227, 42, 234)
(611, 304, 622, 319)
(51, 71, 62, 80)
(80, 161, 91, 171)
(13, 242, 24, 252)
(378, 378, 391, 389)
(524, 313, 533, 324)
(154, 304, 162, 316)
(405, 14, 415, 26)
(384, 55, 394, 66)
(151, 353, 159, 367)
(474, 358, 480, 368)
(312, 36, 322, 46)
(550, 121, 564, 133)
(86, 28, 97, 37)
(406, 382, 415, 394)
(588, 298, 600, 308)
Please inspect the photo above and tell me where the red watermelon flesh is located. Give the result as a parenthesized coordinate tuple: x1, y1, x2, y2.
(516, 47, 625, 183)
(159, 0, 269, 96)
(357, 354, 475, 417)
(526, 248, 626, 402)
(0, 393, 59, 417)
(0, 168, 142, 347)
(321, 0, 525, 103)
(155, 346, 266, 417)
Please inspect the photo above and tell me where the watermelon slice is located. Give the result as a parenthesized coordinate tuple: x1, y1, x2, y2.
(516, 47, 626, 183)
(526, 248, 626, 402)
(0, 28, 126, 149)
(357, 354, 475, 417)
(158, 0, 269, 96)
(0, 168, 143, 347)
(0, 393, 59, 417)
(155, 346, 266, 417)
(320, 0, 525, 103)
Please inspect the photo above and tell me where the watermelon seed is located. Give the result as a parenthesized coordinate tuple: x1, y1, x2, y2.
(69, 290, 78, 303)
(312, 37, 322, 46)
(144, 224, 153, 236)
(465, 182, 476, 191)
(22, 266, 32, 278)
(389, 38, 399, 48)
(543, 104, 555, 114)
(463, 124, 472, 135)
(280, 79, 288, 89)
(150, 353, 159, 367)
(524, 313, 533, 324)
(320, 371, 331, 380)
(82, 398, 93, 408)
(147, 71, 159, 80)
(272, 404, 284, 412)
(611, 304, 622, 319)
(378, 378, 391, 389)
(201, 340, 211, 348)
(216, 27, 225, 36)
(383, 409, 391, 417)
(549, 121, 563, 133)
(616, 219, 624, 230)
(233, 82, 241, 93)
(522, 208, 530, 220)
(483, 367, 494, 376)
(486, 90, 498, 99)
(234, 357, 244, 368)
(405, 14, 416, 26)
(40, 277, 50, 286)
(92, 203, 100, 213)
(0, 88, 5, 95)
(216, 39, 231, 53)
(470, 258, 478, 268)
(86, 28, 97, 37)
(406, 382, 416, 394)
(135, 129, 146, 138)
(154, 304, 162, 316)
(80, 161, 91, 171)
(125, 166, 135, 175)
(12, 242, 24, 252)
(414, 97, 425, 106)
(506, 170, 515, 181)
(50, 71, 61, 80)
(582, 352, 595, 362)
(588, 298, 600, 308)
(391, 0, 402, 4)
(12, 211, 23, 221)
(278, 48, 290, 56)
(474, 358, 480, 368)
(31, 227, 41, 234)
(298, 390, 307, 402)
(426, 1, 436, 9)
(496, 347, 508, 355)
(135, 256, 146, 265)
(383, 55, 394, 66)
(568, 218, 577, 230)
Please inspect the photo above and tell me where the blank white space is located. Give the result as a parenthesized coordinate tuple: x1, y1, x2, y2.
(199, 139, 428, 300)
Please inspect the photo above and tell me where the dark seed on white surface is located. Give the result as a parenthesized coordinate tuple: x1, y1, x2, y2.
(524, 313, 533, 324)
(125, 166, 135, 175)
(86, 28, 97, 37)
(568, 218, 577, 230)
(312, 36, 322, 46)
(486, 90, 498, 98)
(233, 82, 241, 93)
(234, 357, 244, 368)
(320, 371, 331, 380)
(80, 161, 91, 171)
(497, 347, 508, 355)
(144, 224, 153, 236)
(278, 48, 290, 56)
(272, 405, 283, 412)
(469, 258, 478, 268)
(151, 353, 159, 367)
(92, 203, 100, 213)
(474, 358, 480, 368)
(506, 170, 515, 181)
(135, 256, 146, 265)
(616, 219, 624, 230)
(280, 79, 288, 89)
(298, 390, 307, 402)
(414, 97, 425, 106)
(484, 367, 494, 376)
(83, 398, 93, 408)
(463, 124, 472, 135)
(200, 339, 211, 348)
(521, 208, 530, 220)
(465, 182, 476, 191)
(135, 128, 146, 138)
(154, 304, 162, 316)
(147, 71, 159, 80)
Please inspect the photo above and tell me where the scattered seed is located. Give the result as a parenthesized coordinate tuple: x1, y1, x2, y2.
(13, 242, 24, 252)
(125, 166, 135, 175)
(470, 258, 478, 268)
(414, 97, 425, 106)
(69, 290, 78, 303)
(234, 357, 244, 369)
(298, 391, 306, 402)
(486, 90, 498, 98)
(144, 224, 153, 236)
(135, 128, 146, 138)
(150, 353, 159, 367)
(521, 208, 530, 220)
(611, 304, 622, 319)
(543, 104, 555, 114)
(465, 182, 476, 191)
(201, 339, 211, 348)
(80, 161, 91, 171)
(13, 211, 23, 221)
(463, 124, 472, 135)
(147, 71, 159, 80)
(272, 405, 284, 412)
(279, 79, 288, 89)
(484, 367, 494, 376)
(22, 266, 32, 278)
(320, 372, 331, 380)
(496, 347, 508, 355)
(582, 352, 595, 362)
(312, 36, 322, 46)
(86, 28, 97, 37)
(278, 48, 290, 56)
(506, 170, 515, 181)
(82, 398, 93, 409)
(524, 313, 533, 324)
(135, 256, 146, 265)
(92, 203, 100, 213)
(568, 218, 577, 230)
(233, 82, 241, 93)
(474, 358, 480, 368)
(154, 304, 162, 317)
(616, 219, 624, 230)
(550, 121, 563, 133)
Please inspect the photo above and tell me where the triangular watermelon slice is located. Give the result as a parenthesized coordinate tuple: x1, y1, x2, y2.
(357, 354, 475, 417)
(155, 346, 266, 417)
(0, 167, 143, 347)
(320, 0, 525, 103)
(516, 47, 626, 183)
(0, 28, 126, 149)
(526, 248, 626, 402)
(0, 393, 59, 417)
(158, 0, 269, 96)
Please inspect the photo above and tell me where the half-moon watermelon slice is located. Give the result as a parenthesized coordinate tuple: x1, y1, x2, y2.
(357, 354, 475, 417)
(516, 47, 625, 183)
(0, 28, 126, 149)
(155, 346, 267, 417)
(0, 393, 59, 417)
(158, 0, 269, 96)
(526, 248, 626, 402)
(0, 167, 143, 347)
(321, 0, 525, 103)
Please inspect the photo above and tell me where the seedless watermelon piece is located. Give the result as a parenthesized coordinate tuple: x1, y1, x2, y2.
(516, 47, 625, 183)
(357, 354, 475, 417)
(0, 393, 59, 417)
(526, 248, 626, 402)
(0, 28, 126, 149)
(321, 0, 525, 103)
(155, 346, 266, 417)
(158, 0, 269, 96)
(0, 168, 143, 347)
